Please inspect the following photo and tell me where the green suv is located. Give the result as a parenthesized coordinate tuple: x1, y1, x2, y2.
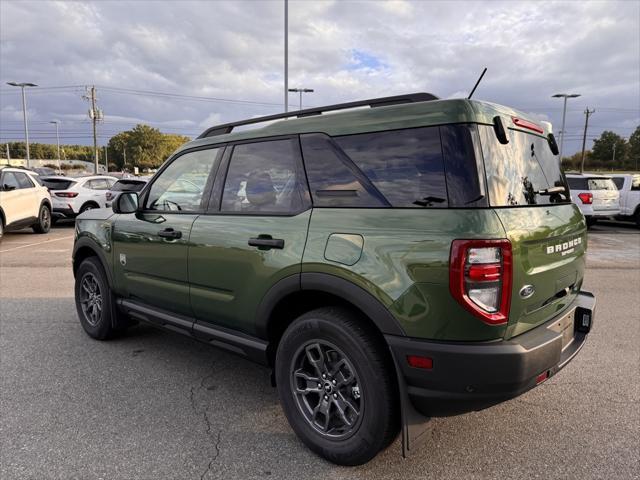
(72, 93, 595, 465)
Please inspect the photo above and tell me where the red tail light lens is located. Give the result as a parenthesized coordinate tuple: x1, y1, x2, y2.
(54, 191, 78, 198)
(449, 239, 513, 325)
(511, 117, 544, 134)
(578, 192, 593, 204)
(106, 192, 113, 201)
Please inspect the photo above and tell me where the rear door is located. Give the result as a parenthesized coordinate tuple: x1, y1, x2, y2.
(112, 147, 223, 319)
(188, 137, 311, 337)
(478, 124, 586, 339)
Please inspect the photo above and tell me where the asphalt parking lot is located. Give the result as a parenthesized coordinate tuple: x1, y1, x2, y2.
(1, 221, 639, 479)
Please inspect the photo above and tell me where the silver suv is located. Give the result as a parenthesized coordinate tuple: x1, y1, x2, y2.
(566, 173, 620, 227)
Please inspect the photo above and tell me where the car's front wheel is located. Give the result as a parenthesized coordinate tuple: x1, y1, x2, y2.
(275, 307, 399, 465)
(32, 204, 51, 234)
(75, 257, 129, 340)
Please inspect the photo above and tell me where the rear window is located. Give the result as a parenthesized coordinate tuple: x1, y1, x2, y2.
(334, 127, 448, 208)
(42, 178, 76, 190)
(479, 125, 570, 206)
(588, 178, 616, 191)
(112, 180, 147, 192)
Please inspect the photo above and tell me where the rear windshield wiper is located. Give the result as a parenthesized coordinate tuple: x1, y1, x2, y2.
(413, 196, 446, 207)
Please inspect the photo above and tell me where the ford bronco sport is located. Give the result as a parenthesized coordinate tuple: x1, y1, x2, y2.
(72, 93, 595, 465)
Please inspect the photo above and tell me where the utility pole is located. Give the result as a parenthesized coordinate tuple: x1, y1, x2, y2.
(5, 144, 10, 162)
(6, 82, 37, 168)
(83, 86, 103, 174)
(49, 121, 61, 173)
(284, 0, 289, 112)
(552, 93, 580, 164)
(104, 146, 108, 172)
(580, 108, 595, 174)
(612, 143, 616, 167)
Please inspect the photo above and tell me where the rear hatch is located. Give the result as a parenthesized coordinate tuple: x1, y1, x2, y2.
(588, 177, 620, 212)
(478, 122, 586, 340)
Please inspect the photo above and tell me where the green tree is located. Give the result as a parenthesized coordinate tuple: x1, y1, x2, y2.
(591, 131, 627, 170)
(628, 126, 640, 170)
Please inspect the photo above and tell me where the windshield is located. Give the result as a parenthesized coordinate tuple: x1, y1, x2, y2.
(479, 125, 570, 206)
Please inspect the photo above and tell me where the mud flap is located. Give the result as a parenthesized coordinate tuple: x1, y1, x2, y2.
(389, 347, 432, 458)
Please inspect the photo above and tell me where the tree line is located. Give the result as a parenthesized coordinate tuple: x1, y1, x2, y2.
(562, 126, 640, 171)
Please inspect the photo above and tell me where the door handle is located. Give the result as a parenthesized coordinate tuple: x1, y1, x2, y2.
(248, 236, 284, 250)
(158, 228, 182, 239)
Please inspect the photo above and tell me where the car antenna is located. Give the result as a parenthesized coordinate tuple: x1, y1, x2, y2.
(467, 67, 487, 99)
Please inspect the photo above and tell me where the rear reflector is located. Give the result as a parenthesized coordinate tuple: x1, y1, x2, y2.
(512, 117, 544, 134)
(578, 192, 593, 204)
(407, 355, 433, 370)
(536, 371, 549, 384)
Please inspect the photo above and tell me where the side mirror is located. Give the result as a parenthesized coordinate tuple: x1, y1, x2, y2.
(2, 184, 16, 192)
(112, 192, 139, 214)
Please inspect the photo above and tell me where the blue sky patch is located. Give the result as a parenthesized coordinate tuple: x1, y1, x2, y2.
(348, 49, 387, 71)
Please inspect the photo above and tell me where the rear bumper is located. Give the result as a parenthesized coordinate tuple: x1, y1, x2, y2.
(386, 290, 595, 417)
(52, 207, 77, 219)
(589, 209, 621, 218)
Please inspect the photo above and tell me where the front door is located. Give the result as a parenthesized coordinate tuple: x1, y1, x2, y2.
(189, 137, 311, 336)
(112, 146, 224, 318)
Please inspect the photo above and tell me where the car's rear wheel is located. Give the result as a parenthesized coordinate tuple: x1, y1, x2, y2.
(275, 307, 399, 465)
(75, 257, 130, 340)
(0, 219, 4, 241)
(32, 204, 51, 233)
(80, 203, 98, 214)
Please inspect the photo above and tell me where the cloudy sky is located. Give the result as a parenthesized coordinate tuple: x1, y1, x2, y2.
(1, 0, 638, 155)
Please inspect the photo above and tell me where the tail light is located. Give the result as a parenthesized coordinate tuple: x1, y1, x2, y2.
(578, 192, 593, 204)
(449, 239, 512, 325)
(106, 192, 113, 201)
(54, 191, 78, 198)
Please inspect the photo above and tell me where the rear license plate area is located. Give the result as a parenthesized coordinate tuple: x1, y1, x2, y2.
(548, 309, 576, 350)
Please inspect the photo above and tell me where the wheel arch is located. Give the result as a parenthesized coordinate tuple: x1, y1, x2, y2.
(72, 237, 114, 288)
(257, 273, 405, 366)
(81, 200, 100, 211)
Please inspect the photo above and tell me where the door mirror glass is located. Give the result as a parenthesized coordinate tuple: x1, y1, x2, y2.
(113, 192, 139, 214)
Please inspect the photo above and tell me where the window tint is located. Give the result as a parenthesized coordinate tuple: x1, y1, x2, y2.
(15, 172, 34, 189)
(221, 139, 306, 213)
(479, 125, 570, 206)
(632, 175, 640, 191)
(112, 180, 147, 192)
(440, 124, 486, 206)
(567, 177, 588, 190)
(588, 178, 616, 191)
(335, 127, 448, 208)
(42, 178, 76, 190)
(611, 177, 624, 190)
(146, 148, 221, 212)
(300, 133, 387, 207)
(1, 172, 20, 190)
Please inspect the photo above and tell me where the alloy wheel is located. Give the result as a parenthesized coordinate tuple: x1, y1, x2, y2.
(290, 340, 363, 439)
(79, 272, 103, 327)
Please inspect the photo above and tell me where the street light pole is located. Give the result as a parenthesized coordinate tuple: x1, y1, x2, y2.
(284, 0, 288, 112)
(7, 82, 38, 168)
(288, 88, 314, 110)
(552, 93, 580, 163)
(49, 121, 61, 173)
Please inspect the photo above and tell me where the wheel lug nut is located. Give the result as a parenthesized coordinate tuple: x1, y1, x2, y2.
(333, 393, 338, 399)
(332, 380, 337, 385)
(322, 374, 326, 379)
(317, 383, 322, 388)
(324, 395, 329, 400)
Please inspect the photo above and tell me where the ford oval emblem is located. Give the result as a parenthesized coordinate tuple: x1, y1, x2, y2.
(519, 285, 535, 299)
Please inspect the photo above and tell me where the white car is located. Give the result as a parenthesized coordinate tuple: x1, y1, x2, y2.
(41, 175, 118, 222)
(104, 177, 149, 208)
(0, 166, 52, 239)
(566, 173, 620, 227)
(610, 173, 640, 227)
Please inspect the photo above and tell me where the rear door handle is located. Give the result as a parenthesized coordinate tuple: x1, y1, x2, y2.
(248, 236, 284, 250)
(158, 228, 182, 239)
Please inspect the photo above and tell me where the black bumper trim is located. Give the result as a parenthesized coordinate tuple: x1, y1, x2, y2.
(386, 290, 595, 416)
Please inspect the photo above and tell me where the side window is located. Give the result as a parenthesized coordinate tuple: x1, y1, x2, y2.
(300, 133, 387, 207)
(1, 172, 20, 190)
(335, 127, 448, 208)
(15, 172, 35, 189)
(612, 177, 624, 190)
(89, 179, 109, 190)
(146, 148, 221, 212)
(221, 139, 307, 214)
(632, 176, 640, 191)
(567, 177, 588, 190)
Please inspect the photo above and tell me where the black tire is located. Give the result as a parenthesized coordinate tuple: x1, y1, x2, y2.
(74, 257, 129, 340)
(586, 216, 597, 228)
(0, 218, 4, 241)
(634, 211, 640, 229)
(275, 307, 399, 465)
(32, 204, 51, 233)
(80, 202, 99, 214)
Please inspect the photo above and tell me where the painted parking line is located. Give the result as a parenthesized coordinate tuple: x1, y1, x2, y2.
(0, 235, 75, 254)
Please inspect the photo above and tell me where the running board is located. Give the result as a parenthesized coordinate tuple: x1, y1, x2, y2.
(117, 299, 269, 365)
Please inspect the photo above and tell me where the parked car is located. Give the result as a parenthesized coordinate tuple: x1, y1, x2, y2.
(105, 178, 149, 208)
(41, 175, 118, 222)
(0, 166, 52, 239)
(71, 93, 595, 465)
(610, 173, 640, 227)
(566, 173, 620, 227)
(32, 166, 58, 176)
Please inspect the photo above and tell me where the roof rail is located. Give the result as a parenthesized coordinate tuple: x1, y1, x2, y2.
(198, 92, 438, 139)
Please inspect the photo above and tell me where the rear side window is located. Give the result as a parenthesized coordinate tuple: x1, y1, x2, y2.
(112, 180, 146, 192)
(588, 178, 616, 191)
(42, 178, 76, 190)
(612, 177, 624, 190)
(300, 133, 387, 207)
(15, 172, 34, 189)
(221, 139, 308, 214)
(479, 125, 570, 206)
(632, 175, 640, 191)
(567, 177, 588, 190)
(440, 124, 486, 206)
(335, 127, 448, 208)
